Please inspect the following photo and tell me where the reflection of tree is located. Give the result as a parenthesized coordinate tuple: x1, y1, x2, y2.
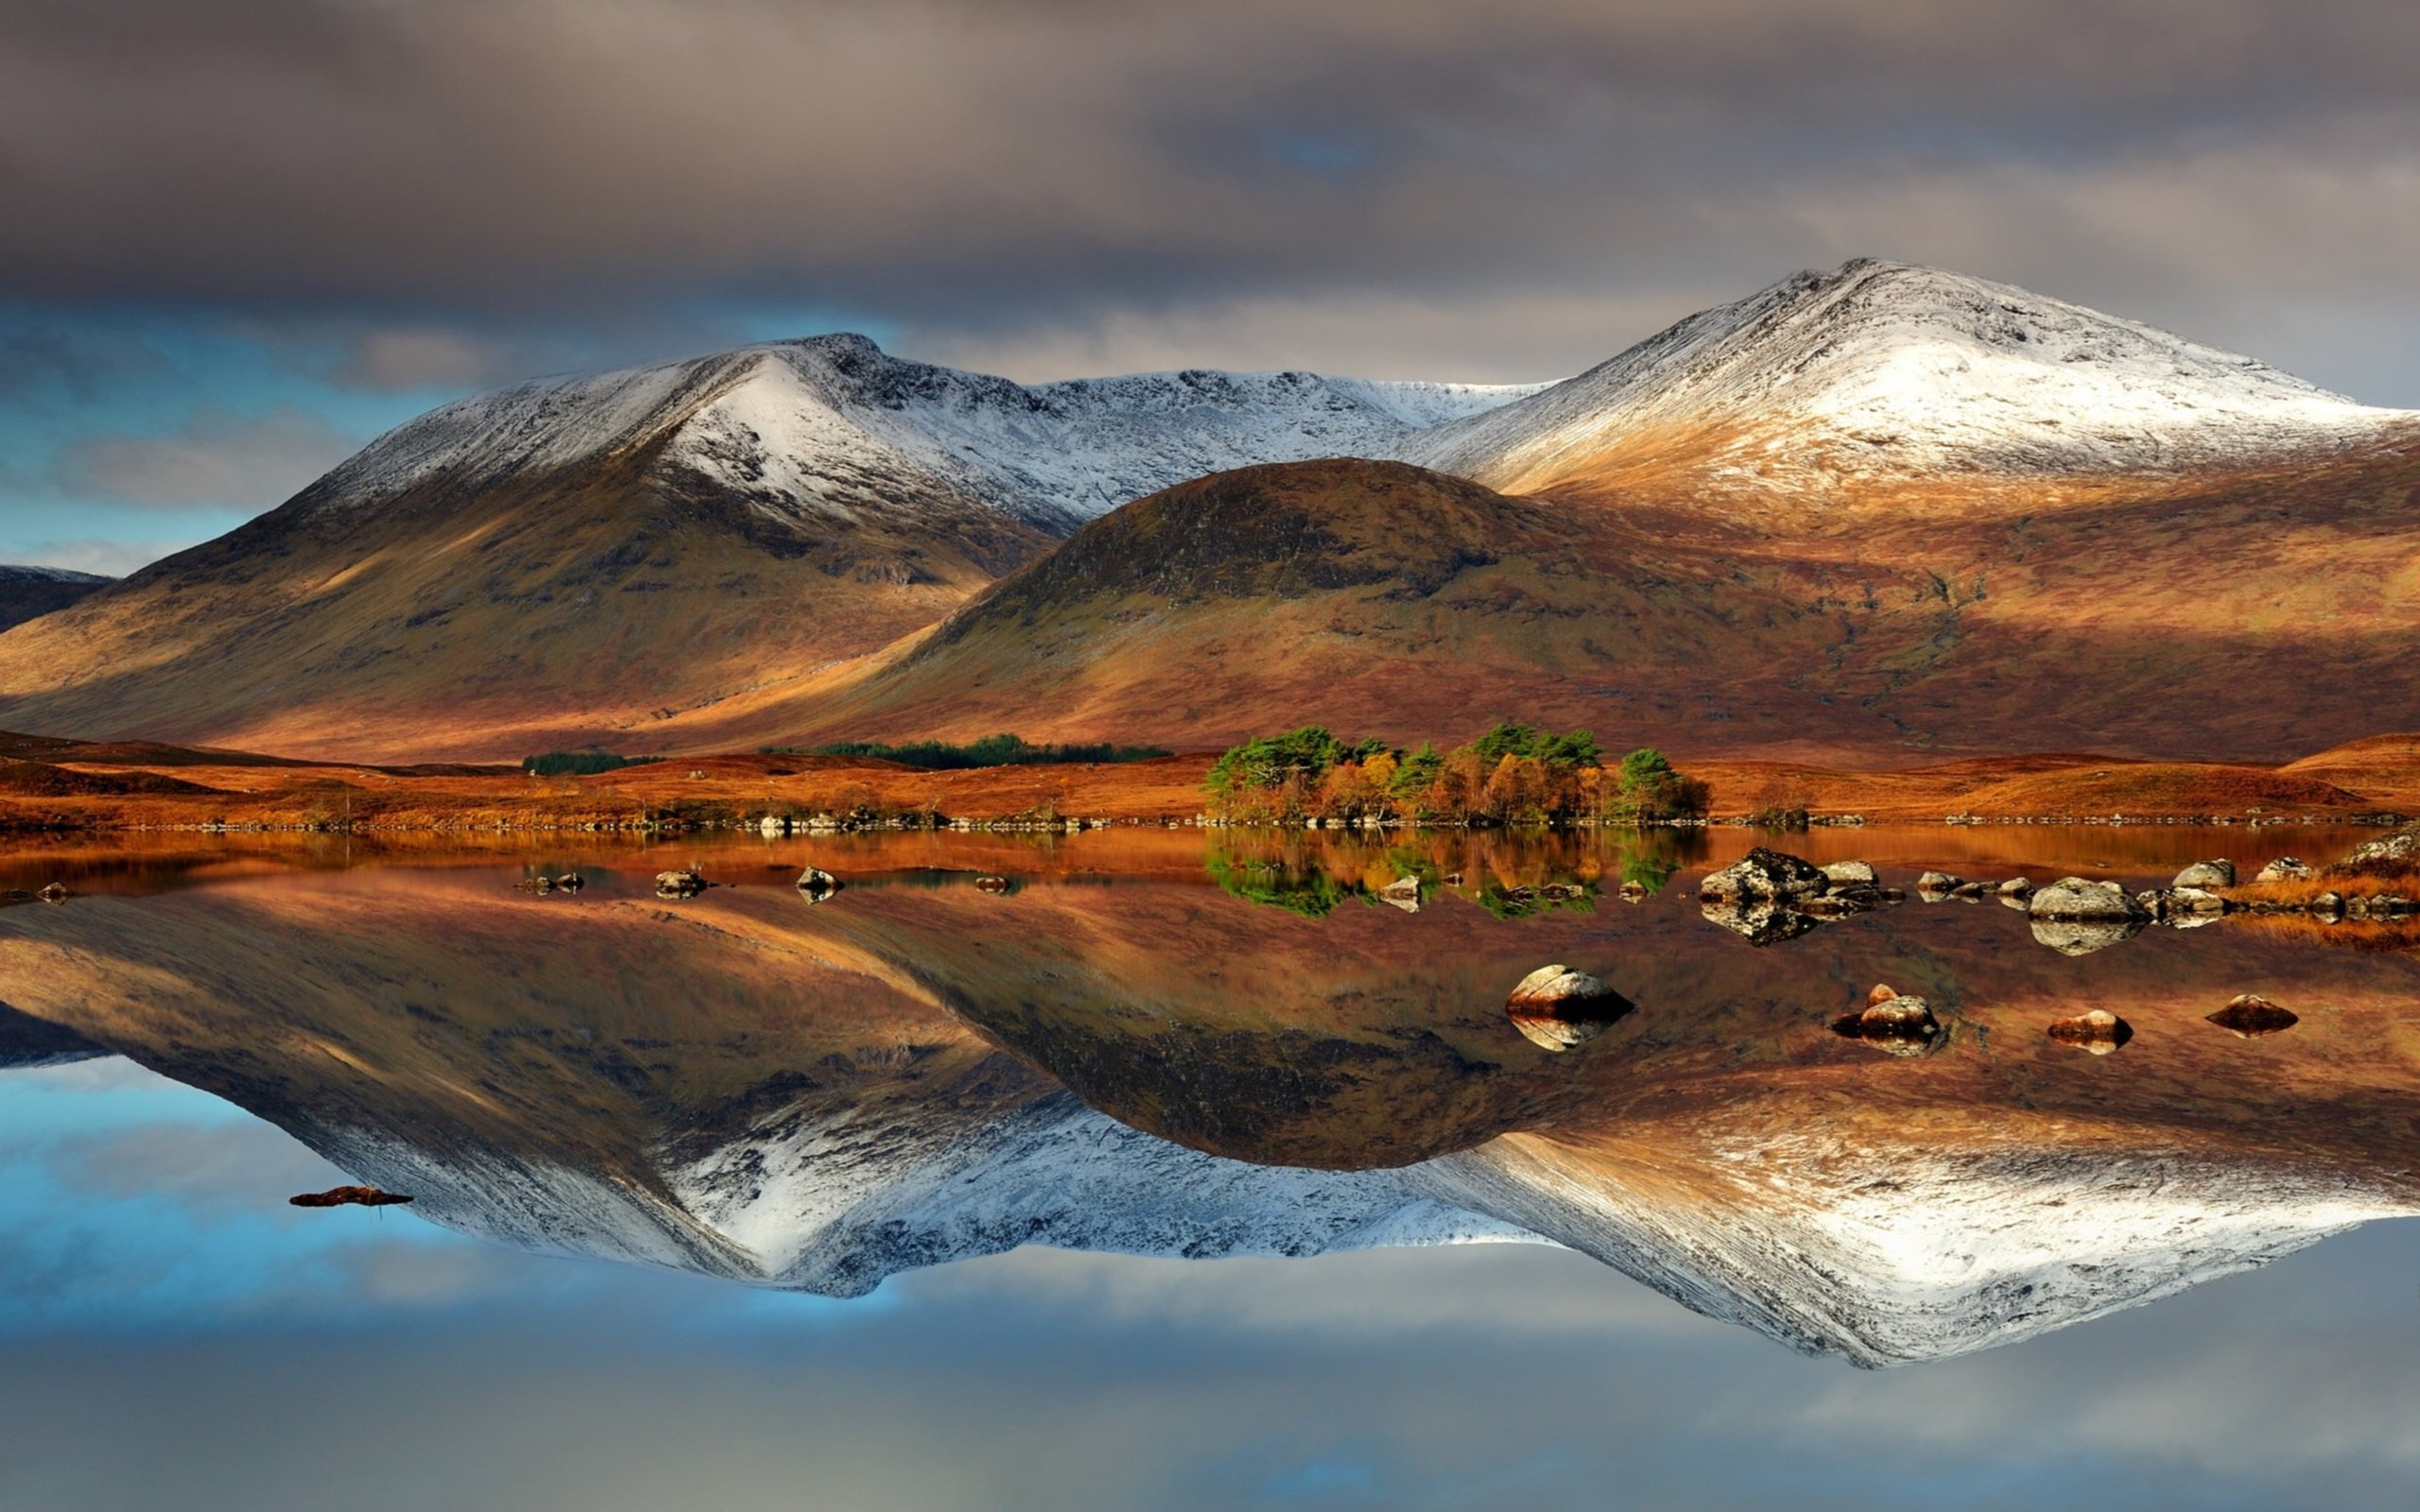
(1202, 828, 1711, 917)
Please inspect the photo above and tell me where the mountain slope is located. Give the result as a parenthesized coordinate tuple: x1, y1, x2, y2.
(0, 565, 111, 633)
(0, 341, 1526, 759)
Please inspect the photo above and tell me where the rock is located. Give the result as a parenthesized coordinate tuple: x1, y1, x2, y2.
(515, 875, 556, 894)
(2311, 891, 2345, 921)
(759, 815, 787, 837)
(289, 1186, 414, 1208)
(2344, 825, 2420, 868)
(974, 875, 1012, 893)
(2029, 877, 2149, 921)
(795, 867, 841, 902)
(554, 872, 583, 892)
(1820, 860, 1878, 886)
(2206, 993, 2299, 1037)
(1699, 848, 1828, 904)
(1505, 965, 1637, 1051)
(654, 868, 706, 900)
(1378, 875, 1422, 913)
(2254, 857, 2314, 884)
(2030, 917, 2146, 956)
(2047, 1008, 2134, 1053)
(1616, 880, 1647, 903)
(1996, 877, 2033, 896)
(2172, 859, 2236, 889)
(35, 882, 68, 904)
(1915, 870, 1964, 895)
(1831, 984, 1943, 1057)
(1950, 881, 1987, 899)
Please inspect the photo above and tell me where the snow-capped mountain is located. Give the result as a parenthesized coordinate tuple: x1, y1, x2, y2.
(310, 334, 1534, 534)
(1404, 259, 2417, 496)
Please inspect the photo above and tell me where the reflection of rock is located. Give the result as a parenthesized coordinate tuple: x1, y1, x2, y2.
(1831, 985, 1943, 1056)
(2254, 857, 2313, 884)
(1701, 897, 1823, 945)
(37, 882, 68, 904)
(654, 868, 707, 899)
(974, 875, 1012, 894)
(1378, 875, 1422, 913)
(2030, 917, 2146, 955)
(289, 1185, 413, 1209)
(2173, 859, 2236, 889)
(795, 867, 841, 902)
(2048, 1008, 2134, 1053)
(1700, 848, 1876, 943)
(2138, 885, 2227, 927)
(2207, 994, 2299, 1037)
(1505, 965, 1636, 1051)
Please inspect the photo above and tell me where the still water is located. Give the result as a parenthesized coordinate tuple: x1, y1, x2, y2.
(3, 826, 2416, 1509)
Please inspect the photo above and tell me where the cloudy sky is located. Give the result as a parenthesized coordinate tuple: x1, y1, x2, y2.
(3, 0, 2417, 572)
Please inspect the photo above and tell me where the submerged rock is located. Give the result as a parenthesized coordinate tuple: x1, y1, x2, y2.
(796, 867, 842, 902)
(2047, 1008, 2134, 1053)
(2206, 994, 2300, 1037)
(2173, 859, 2237, 889)
(1378, 875, 1422, 913)
(1832, 984, 1944, 1057)
(1505, 965, 1637, 1051)
(654, 868, 707, 900)
(2254, 857, 2314, 884)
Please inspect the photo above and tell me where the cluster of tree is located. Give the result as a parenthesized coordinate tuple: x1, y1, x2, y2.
(523, 750, 657, 777)
(1204, 722, 1710, 827)
(779, 733, 1169, 769)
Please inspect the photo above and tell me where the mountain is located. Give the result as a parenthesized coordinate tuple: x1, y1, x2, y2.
(3, 259, 2415, 762)
(0, 338, 1524, 760)
(1406, 258, 2412, 503)
(724, 263, 2420, 760)
(0, 565, 111, 634)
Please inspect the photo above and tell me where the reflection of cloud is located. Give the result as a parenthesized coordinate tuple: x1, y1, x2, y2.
(62, 1122, 344, 1227)
(52, 407, 360, 511)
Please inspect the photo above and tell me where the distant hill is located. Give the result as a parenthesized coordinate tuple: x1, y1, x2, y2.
(0, 565, 111, 633)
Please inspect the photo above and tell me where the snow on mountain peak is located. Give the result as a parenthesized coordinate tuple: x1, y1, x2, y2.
(1407, 258, 2415, 493)
(302, 335, 1540, 533)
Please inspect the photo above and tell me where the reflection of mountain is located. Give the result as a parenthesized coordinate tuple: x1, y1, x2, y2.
(1, 861, 2416, 1365)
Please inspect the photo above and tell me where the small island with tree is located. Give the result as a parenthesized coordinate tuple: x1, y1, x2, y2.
(1203, 722, 1711, 828)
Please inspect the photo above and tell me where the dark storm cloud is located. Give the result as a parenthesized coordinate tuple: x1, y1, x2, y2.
(1, 0, 2416, 391)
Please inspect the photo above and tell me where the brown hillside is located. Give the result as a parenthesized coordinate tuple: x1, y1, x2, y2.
(684, 448, 2420, 764)
(0, 426, 1049, 764)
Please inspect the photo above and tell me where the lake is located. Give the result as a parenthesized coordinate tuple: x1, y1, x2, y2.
(3, 825, 2416, 1510)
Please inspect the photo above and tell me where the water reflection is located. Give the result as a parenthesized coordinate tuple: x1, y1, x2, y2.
(0, 825, 2415, 1368)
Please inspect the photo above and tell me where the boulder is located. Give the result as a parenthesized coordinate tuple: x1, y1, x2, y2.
(2047, 1008, 2134, 1053)
(2254, 857, 2314, 884)
(1820, 860, 1878, 886)
(1997, 877, 2033, 897)
(1699, 848, 1828, 904)
(2345, 825, 2420, 868)
(2206, 993, 2299, 1038)
(1505, 965, 1637, 1051)
(1915, 870, 1964, 895)
(2029, 877, 2148, 921)
(2172, 859, 2236, 889)
(1831, 984, 1943, 1057)
(1378, 875, 1422, 914)
(654, 868, 706, 900)
(795, 867, 842, 902)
